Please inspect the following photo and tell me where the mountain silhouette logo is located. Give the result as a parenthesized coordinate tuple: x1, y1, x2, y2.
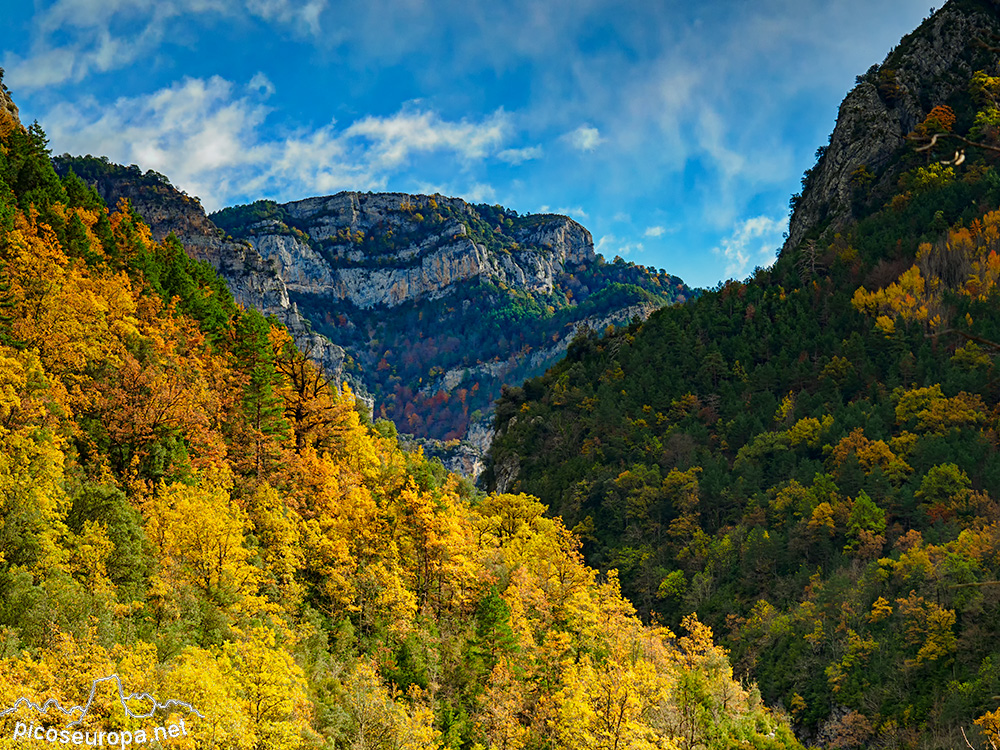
(0, 674, 203, 727)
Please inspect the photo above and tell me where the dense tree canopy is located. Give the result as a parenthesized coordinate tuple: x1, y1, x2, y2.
(0, 90, 795, 750)
(487, 50, 1000, 748)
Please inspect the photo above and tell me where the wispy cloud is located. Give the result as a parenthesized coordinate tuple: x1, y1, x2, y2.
(596, 234, 644, 258)
(247, 72, 276, 97)
(461, 183, 498, 203)
(42, 76, 513, 212)
(3, 0, 329, 90)
(556, 206, 588, 220)
(245, 0, 327, 34)
(712, 215, 786, 279)
(344, 107, 509, 169)
(497, 145, 543, 164)
(643, 226, 665, 238)
(563, 125, 603, 152)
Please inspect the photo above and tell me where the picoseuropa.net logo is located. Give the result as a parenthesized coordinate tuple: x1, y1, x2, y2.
(1, 674, 203, 746)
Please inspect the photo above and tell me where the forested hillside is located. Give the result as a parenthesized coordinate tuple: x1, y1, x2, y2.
(46, 156, 688, 477)
(487, 3, 1000, 747)
(0, 74, 798, 749)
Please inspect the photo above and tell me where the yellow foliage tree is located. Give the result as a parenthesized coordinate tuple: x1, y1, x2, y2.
(145, 471, 265, 633)
(223, 626, 310, 750)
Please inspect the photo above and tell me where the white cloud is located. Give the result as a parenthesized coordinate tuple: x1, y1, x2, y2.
(497, 145, 543, 164)
(411, 180, 498, 203)
(42, 76, 513, 212)
(245, 0, 327, 34)
(555, 206, 588, 220)
(711, 215, 786, 279)
(563, 124, 603, 152)
(3, 18, 163, 90)
(247, 72, 276, 97)
(643, 226, 665, 238)
(462, 183, 498, 202)
(344, 107, 509, 169)
(596, 233, 644, 258)
(3, 0, 329, 91)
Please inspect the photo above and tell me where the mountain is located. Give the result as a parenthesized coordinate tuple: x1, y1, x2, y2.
(210, 195, 688, 476)
(487, 1, 1000, 746)
(0, 75, 801, 750)
(51, 155, 689, 477)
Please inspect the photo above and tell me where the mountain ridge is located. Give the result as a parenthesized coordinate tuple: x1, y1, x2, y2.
(54, 155, 688, 476)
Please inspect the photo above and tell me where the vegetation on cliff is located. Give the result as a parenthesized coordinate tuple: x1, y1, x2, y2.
(0, 86, 796, 749)
(487, 22, 1000, 748)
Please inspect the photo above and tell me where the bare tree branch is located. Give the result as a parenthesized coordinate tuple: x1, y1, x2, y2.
(911, 131, 1000, 156)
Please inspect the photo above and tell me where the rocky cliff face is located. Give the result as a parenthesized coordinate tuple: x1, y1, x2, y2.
(239, 192, 595, 309)
(0, 71, 20, 130)
(783, 0, 1000, 255)
(53, 162, 349, 389)
(0, 93, 17, 129)
(210, 191, 685, 479)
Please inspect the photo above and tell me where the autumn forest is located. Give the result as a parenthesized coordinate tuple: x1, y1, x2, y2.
(0, 72, 798, 750)
(4, 1, 1000, 749)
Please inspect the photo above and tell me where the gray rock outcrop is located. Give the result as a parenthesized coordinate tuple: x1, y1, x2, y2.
(243, 192, 595, 309)
(783, 1, 1000, 255)
(0, 70, 21, 129)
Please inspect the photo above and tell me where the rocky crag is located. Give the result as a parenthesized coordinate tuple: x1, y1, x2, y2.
(221, 192, 597, 308)
(783, 0, 1000, 256)
(0, 72, 19, 128)
(52, 160, 687, 477)
(211, 193, 687, 478)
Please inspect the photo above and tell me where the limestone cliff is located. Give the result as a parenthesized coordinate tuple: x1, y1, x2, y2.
(783, 0, 1000, 255)
(0, 69, 21, 130)
(228, 192, 595, 309)
(51, 158, 349, 389)
(212, 192, 687, 478)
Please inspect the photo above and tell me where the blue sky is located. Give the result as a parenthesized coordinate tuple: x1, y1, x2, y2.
(1, 0, 932, 288)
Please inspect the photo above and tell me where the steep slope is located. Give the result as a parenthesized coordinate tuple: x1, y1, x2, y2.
(0, 81, 801, 750)
(488, 1, 1000, 746)
(784, 0, 1000, 253)
(0, 71, 18, 127)
(50, 156, 351, 394)
(212, 194, 688, 475)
